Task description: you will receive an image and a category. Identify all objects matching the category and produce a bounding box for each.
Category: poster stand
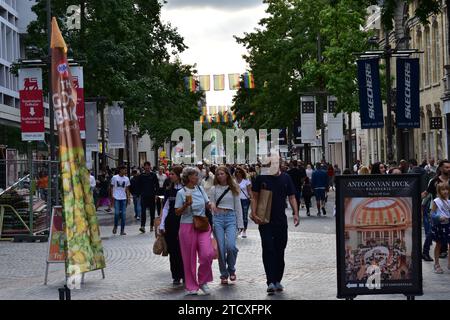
[335,175,423,301]
[44,206,105,285]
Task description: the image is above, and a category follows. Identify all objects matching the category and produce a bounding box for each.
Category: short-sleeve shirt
[239,179,252,200]
[175,186,209,224]
[111,175,130,200]
[252,173,296,226]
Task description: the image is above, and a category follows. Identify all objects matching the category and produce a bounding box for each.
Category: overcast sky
[161,0,267,107]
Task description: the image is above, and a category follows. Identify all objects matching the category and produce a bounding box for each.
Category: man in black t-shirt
[251,155,300,295]
[287,160,306,212]
[422,160,450,260]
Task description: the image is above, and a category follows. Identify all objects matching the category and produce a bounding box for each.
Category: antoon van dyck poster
[335,175,422,298]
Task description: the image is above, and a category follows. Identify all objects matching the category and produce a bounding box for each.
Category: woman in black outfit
[159,166,184,285]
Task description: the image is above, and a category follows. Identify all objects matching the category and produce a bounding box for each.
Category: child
[302,177,313,217]
[430,183,450,274]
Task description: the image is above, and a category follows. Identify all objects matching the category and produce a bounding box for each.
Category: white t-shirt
[238,179,252,200]
[156,173,167,188]
[111,175,130,200]
[90,175,96,188]
[306,168,313,180]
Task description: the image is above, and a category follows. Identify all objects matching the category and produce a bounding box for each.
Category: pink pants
[179,223,215,291]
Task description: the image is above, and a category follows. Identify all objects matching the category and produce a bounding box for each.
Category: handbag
[193,215,210,232]
[255,182,272,224]
[153,234,168,256]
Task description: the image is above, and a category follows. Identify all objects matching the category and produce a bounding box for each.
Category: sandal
[230,274,237,281]
[434,265,444,274]
[221,278,228,285]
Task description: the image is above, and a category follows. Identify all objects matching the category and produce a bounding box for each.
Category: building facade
[358,1,450,166]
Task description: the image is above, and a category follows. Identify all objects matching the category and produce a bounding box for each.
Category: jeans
[132,194,141,218]
[213,212,239,279]
[114,199,127,232]
[240,199,250,230]
[258,223,288,285]
[141,195,156,228]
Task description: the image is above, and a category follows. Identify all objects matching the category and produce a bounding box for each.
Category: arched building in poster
[345,197,413,257]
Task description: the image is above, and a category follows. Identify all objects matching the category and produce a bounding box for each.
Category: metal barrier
[0,160,60,240]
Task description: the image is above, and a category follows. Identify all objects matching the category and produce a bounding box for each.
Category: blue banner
[396,58,420,128]
[357,59,384,129]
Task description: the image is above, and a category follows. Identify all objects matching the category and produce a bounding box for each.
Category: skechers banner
[396,58,420,128]
[357,59,384,129]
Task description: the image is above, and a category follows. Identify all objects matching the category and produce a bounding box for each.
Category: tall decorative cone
[51,18,106,276]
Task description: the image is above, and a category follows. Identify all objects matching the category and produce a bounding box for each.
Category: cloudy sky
[161,0,267,107]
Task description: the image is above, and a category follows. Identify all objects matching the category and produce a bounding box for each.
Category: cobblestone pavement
[0,191,449,300]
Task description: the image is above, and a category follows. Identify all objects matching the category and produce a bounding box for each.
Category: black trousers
[165,218,184,281]
[258,223,288,285]
[156,188,164,216]
[141,195,156,228]
[304,196,312,211]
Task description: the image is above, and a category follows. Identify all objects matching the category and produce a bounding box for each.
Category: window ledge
[432,82,441,88]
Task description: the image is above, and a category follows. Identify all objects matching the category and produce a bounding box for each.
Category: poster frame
[335,174,423,299]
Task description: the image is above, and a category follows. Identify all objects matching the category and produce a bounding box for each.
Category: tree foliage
[26,0,202,148]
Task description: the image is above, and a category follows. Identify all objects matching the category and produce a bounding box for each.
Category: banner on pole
[19,68,45,141]
[214,75,225,91]
[71,66,86,138]
[357,59,384,129]
[85,102,99,151]
[335,174,423,299]
[198,75,210,91]
[108,102,125,149]
[327,96,344,143]
[51,17,105,277]
[300,96,316,144]
[396,58,420,128]
[228,73,240,90]
[47,206,66,263]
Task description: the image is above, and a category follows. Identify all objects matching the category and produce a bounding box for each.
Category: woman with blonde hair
[358,166,370,175]
[175,167,215,296]
[211,166,244,284]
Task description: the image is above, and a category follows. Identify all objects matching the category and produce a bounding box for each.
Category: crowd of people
[85,155,450,295]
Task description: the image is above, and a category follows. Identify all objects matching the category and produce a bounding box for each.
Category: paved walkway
[0,191,449,300]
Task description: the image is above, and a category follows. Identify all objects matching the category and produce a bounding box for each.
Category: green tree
[26,0,202,151]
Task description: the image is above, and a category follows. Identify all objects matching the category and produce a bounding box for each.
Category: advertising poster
[335,175,422,298]
[47,206,67,263]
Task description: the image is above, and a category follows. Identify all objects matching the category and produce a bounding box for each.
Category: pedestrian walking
[327,164,335,191]
[211,166,244,284]
[137,161,159,233]
[422,160,450,260]
[287,160,306,212]
[311,164,329,216]
[110,165,131,235]
[430,183,450,274]
[130,169,141,220]
[159,166,184,285]
[156,166,168,217]
[251,154,299,295]
[235,166,252,239]
[175,167,215,296]
[302,177,313,216]
[306,164,313,180]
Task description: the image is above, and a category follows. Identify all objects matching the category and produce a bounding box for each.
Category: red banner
[71,66,85,139]
[19,68,45,141]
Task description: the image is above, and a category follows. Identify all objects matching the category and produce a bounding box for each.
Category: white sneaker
[200,284,211,295]
[241,230,247,238]
[185,290,198,296]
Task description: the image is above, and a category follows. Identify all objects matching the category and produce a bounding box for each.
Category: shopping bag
[154,216,161,237]
[255,183,272,224]
[153,234,168,256]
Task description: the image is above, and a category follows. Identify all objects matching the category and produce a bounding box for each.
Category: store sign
[327,97,344,143]
[300,96,316,144]
[19,68,45,141]
[430,117,443,130]
[335,175,423,299]
[357,59,384,129]
[396,58,420,128]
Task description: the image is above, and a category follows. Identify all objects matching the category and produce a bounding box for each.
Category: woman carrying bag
[159,166,184,285]
[212,166,244,285]
[235,167,252,239]
[175,167,215,296]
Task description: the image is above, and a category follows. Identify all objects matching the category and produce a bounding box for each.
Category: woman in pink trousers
[175,167,215,296]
